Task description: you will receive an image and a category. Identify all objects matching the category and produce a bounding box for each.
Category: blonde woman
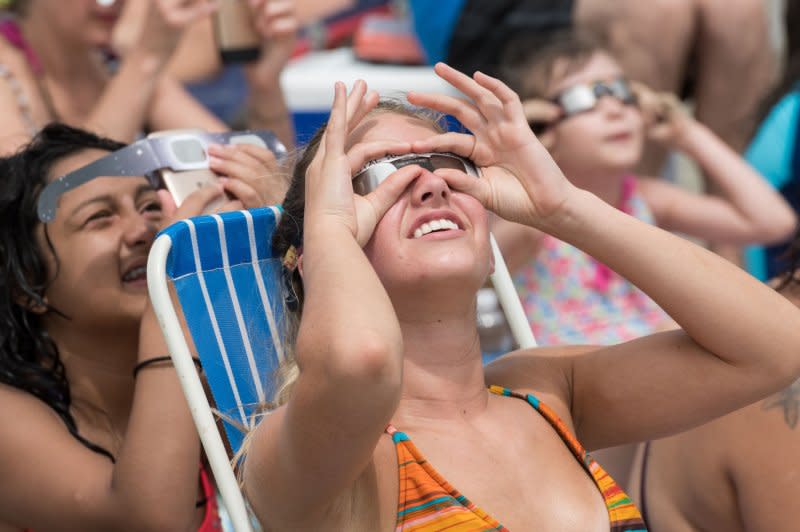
[241,69,800,531]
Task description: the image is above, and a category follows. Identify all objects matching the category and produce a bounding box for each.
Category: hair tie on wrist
[133,355,202,378]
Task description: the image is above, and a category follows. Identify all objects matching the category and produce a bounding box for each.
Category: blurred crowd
[0,1,799,531]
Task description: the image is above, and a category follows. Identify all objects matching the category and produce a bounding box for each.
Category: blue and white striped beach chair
[147,206,285,532]
[146,205,536,532]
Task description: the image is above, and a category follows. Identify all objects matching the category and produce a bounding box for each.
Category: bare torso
[631,286,800,532]
[285,378,614,531]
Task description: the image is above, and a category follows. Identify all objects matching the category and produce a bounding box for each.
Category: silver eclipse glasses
[352,152,479,195]
[555,77,637,117]
[37,129,286,222]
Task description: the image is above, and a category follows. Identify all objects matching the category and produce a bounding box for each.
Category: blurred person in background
[630,227,800,532]
[0,0,297,152]
[744,0,800,281]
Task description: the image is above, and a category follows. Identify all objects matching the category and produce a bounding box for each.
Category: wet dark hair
[0,123,125,459]
[502,30,611,100]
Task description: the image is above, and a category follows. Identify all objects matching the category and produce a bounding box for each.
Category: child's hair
[0,123,126,459]
[503,30,611,100]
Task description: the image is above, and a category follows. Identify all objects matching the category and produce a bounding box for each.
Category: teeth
[413,218,461,239]
[123,266,146,282]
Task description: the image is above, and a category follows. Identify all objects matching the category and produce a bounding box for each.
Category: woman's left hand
[244,0,299,90]
[208,143,288,207]
[407,63,577,231]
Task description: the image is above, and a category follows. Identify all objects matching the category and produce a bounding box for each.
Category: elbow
[330,332,403,385]
[762,212,798,245]
[743,211,797,245]
[318,331,404,405]
[750,205,798,245]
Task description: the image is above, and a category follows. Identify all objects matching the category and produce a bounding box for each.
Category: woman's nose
[122,212,158,249]
[410,169,451,206]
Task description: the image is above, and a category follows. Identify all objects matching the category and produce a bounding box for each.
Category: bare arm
[407,64,800,453]
[561,190,800,449]
[81,1,222,142]
[636,86,796,245]
[490,217,544,275]
[243,82,415,528]
[146,75,228,133]
[0,186,226,531]
[241,0,299,150]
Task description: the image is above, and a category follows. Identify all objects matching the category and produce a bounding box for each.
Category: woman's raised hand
[407,63,576,230]
[136,0,219,60]
[208,142,288,208]
[304,80,418,246]
[244,0,299,90]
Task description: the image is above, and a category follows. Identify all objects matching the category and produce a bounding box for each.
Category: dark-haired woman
[0,0,296,152]
[0,123,284,531]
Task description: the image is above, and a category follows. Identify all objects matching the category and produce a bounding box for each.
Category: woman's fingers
[432,63,503,119]
[433,168,488,205]
[158,0,218,27]
[411,132,477,160]
[172,182,225,220]
[221,177,263,209]
[347,140,413,175]
[406,91,485,133]
[343,80,369,131]
[473,70,524,113]
[354,164,422,246]
[322,82,348,161]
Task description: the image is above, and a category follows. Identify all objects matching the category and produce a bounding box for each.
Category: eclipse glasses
[555,77,637,117]
[530,77,637,134]
[37,129,286,223]
[352,152,479,195]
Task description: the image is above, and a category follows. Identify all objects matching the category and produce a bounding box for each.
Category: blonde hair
[234,99,446,478]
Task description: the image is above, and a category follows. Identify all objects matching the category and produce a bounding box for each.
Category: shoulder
[484,345,599,418]
[0,382,67,437]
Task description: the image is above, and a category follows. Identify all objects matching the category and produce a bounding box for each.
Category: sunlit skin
[546,52,645,199]
[25,0,126,49]
[350,114,494,314]
[35,149,162,341]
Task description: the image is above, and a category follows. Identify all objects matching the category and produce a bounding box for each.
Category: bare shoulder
[0,382,70,450]
[484,345,599,419]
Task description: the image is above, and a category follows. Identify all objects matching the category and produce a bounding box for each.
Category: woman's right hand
[304,80,420,246]
[135,0,219,61]
[407,63,578,232]
[157,182,225,229]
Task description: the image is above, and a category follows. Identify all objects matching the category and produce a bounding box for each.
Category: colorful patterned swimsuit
[513,176,670,346]
[389,386,647,531]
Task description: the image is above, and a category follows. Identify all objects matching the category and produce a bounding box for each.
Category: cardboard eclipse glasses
[37,130,286,223]
[352,152,479,195]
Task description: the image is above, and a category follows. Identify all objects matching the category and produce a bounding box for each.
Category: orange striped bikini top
[387,385,647,531]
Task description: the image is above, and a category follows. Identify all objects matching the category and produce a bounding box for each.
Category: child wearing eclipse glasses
[492,31,798,348]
